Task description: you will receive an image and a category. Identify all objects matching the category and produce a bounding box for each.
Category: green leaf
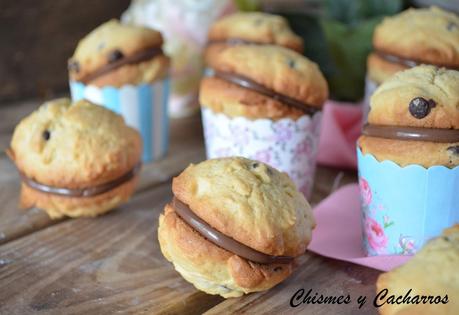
[320,17,381,101]
[233,0,260,11]
[324,0,402,24]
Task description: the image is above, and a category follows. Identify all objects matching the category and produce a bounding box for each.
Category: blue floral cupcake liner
[70,80,170,162]
[357,147,459,256]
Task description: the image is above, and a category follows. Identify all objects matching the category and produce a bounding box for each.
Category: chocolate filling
[78,47,163,84]
[20,163,141,197]
[375,50,459,70]
[172,197,294,264]
[207,38,263,47]
[362,124,459,143]
[212,70,320,115]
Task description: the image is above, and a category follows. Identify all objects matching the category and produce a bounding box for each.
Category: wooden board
[0,167,363,315]
[0,182,223,315]
[204,254,379,315]
[0,99,381,315]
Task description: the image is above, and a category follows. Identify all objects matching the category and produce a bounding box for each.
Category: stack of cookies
[8,98,142,218]
[69,19,171,162]
[158,157,315,297]
[201,12,328,196]
[358,65,459,256]
[364,6,459,118]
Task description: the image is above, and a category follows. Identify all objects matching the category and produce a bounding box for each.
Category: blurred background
[1,0,458,106]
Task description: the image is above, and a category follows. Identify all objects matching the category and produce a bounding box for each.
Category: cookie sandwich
[8,98,142,219]
[364,7,459,116]
[158,157,315,297]
[69,19,170,162]
[368,7,459,85]
[358,65,459,255]
[376,225,459,315]
[205,11,303,65]
[200,44,328,196]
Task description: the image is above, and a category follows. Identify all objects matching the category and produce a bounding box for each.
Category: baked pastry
[360,65,459,168]
[68,19,169,87]
[367,7,459,85]
[205,12,303,65]
[68,19,170,163]
[376,225,459,315]
[158,157,315,298]
[358,65,459,256]
[200,44,328,196]
[8,98,142,219]
[202,44,327,120]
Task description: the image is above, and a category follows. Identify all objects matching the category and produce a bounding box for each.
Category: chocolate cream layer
[363,124,459,143]
[79,47,164,84]
[375,50,459,70]
[207,38,264,46]
[20,163,141,197]
[172,197,295,264]
[213,70,320,116]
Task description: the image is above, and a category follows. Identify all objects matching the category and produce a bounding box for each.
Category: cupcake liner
[201,107,322,197]
[357,147,459,256]
[363,76,379,124]
[70,80,170,162]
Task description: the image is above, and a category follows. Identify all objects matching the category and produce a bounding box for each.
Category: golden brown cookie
[199,76,305,120]
[367,52,407,85]
[373,7,459,69]
[201,45,328,119]
[68,19,169,87]
[359,65,459,167]
[8,98,142,218]
[205,12,303,66]
[376,225,459,315]
[208,12,303,52]
[158,157,315,297]
[367,7,459,86]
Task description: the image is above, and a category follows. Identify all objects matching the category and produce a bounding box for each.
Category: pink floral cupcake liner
[202,107,322,197]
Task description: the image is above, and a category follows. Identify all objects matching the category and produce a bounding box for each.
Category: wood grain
[0,165,358,315]
[0,182,223,315]
[204,254,380,315]
[0,99,375,315]
[0,0,131,103]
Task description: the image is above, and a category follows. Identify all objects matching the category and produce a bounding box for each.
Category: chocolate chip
[409,97,436,119]
[447,22,457,31]
[252,162,259,168]
[42,130,50,141]
[108,49,124,63]
[443,236,450,242]
[447,145,459,156]
[68,60,80,73]
[288,59,296,69]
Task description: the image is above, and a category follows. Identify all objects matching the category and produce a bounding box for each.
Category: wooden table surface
[0,100,381,315]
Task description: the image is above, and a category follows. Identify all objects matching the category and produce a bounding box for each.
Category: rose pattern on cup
[359,175,419,256]
[359,177,372,206]
[364,217,388,255]
[202,107,322,197]
[357,149,459,256]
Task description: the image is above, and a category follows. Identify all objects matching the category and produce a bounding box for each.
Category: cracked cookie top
[369,65,459,129]
[171,157,315,257]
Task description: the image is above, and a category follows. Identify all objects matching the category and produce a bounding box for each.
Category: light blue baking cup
[357,147,459,256]
[70,80,170,162]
